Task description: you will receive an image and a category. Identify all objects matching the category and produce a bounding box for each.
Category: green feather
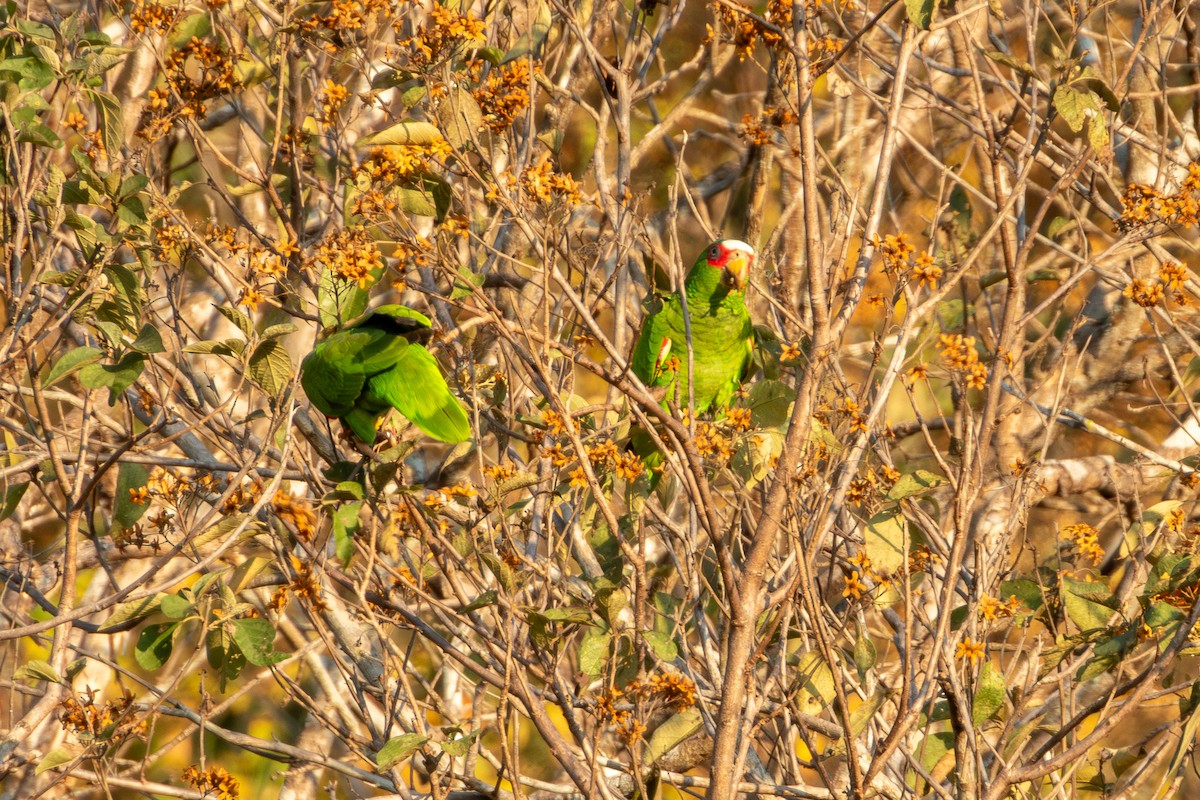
[630,240,754,414]
[628,239,755,485]
[301,306,471,444]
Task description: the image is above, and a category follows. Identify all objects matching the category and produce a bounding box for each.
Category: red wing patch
[653,337,672,377]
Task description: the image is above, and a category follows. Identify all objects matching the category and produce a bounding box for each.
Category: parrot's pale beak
[723,252,751,291]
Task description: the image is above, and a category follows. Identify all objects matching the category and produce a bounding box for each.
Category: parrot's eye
[708,244,721,261]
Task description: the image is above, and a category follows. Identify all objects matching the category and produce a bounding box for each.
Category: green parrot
[630,239,756,413]
[301,304,471,444]
[627,239,755,479]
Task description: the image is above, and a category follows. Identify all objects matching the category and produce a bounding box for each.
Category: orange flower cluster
[222,480,263,515]
[298,0,397,36]
[484,462,518,480]
[695,421,734,461]
[978,593,1023,621]
[60,688,142,741]
[1123,277,1165,308]
[594,688,646,743]
[395,4,486,69]
[739,105,799,145]
[955,637,986,664]
[1122,261,1196,309]
[313,226,384,288]
[874,232,915,276]
[183,765,240,800]
[520,159,583,205]
[318,80,350,128]
[584,439,645,481]
[273,490,317,540]
[1061,522,1104,564]
[129,0,179,34]
[709,0,798,58]
[141,37,238,142]
[938,333,988,389]
[355,143,452,186]
[471,58,536,132]
[911,252,943,287]
[1118,163,1200,230]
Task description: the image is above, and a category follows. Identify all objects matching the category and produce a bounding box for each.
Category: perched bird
[301,305,471,444]
[628,239,755,482]
[630,239,755,414]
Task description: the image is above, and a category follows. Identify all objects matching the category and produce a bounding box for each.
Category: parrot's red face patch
[707,240,755,291]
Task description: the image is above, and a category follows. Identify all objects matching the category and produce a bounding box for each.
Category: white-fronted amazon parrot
[631,239,755,412]
[301,305,471,444]
[628,239,755,479]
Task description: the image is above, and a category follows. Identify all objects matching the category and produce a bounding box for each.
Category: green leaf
[905,0,934,29]
[168,11,212,49]
[746,379,793,429]
[135,621,178,670]
[502,0,551,61]
[853,630,877,680]
[259,322,298,340]
[206,624,246,687]
[999,578,1044,614]
[86,89,123,160]
[831,687,888,756]
[918,730,955,775]
[1053,85,1100,133]
[216,305,255,338]
[0,480,29,522]
[984,50,1036,78]
[129,323,165,354]
[480,552,517,594]
[439,731,480,758]
[459,589,498,613]
[248,338,293,396]
[232,617,288,666]
[78,352,145,401]
[159,593,194,620]
[794,652,835,715]
[35,744,83,775]
[395,173,452,220]
[972,661,1005,726]
[376,733,429,770]
[578,628,611,677]
[183,338,245,356]
[318,268,372,328]
[885,469,946,501]
[1061,576,1118,632]
[112,461,151,532]
[97,594,167,631]
[116,195,148,229]
[1087,116,1109,151]
[16,122,62,149]
[437,86,484,150]
[333,500,362,565]
[42,346,104,388]
[643,708,702,766]
[358,120,443,147]
[865,507,907,576]
[13,659,62,684]
[450,264,486,300]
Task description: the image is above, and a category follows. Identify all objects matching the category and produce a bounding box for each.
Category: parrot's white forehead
[720,239,755,256]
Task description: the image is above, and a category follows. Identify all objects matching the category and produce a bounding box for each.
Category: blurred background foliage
[4,0,1200,797]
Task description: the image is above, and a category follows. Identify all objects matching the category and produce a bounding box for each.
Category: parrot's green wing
[300,330,408,415]
[630,294,682,390]
[302,305,471,445]
[364,344,471,443]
